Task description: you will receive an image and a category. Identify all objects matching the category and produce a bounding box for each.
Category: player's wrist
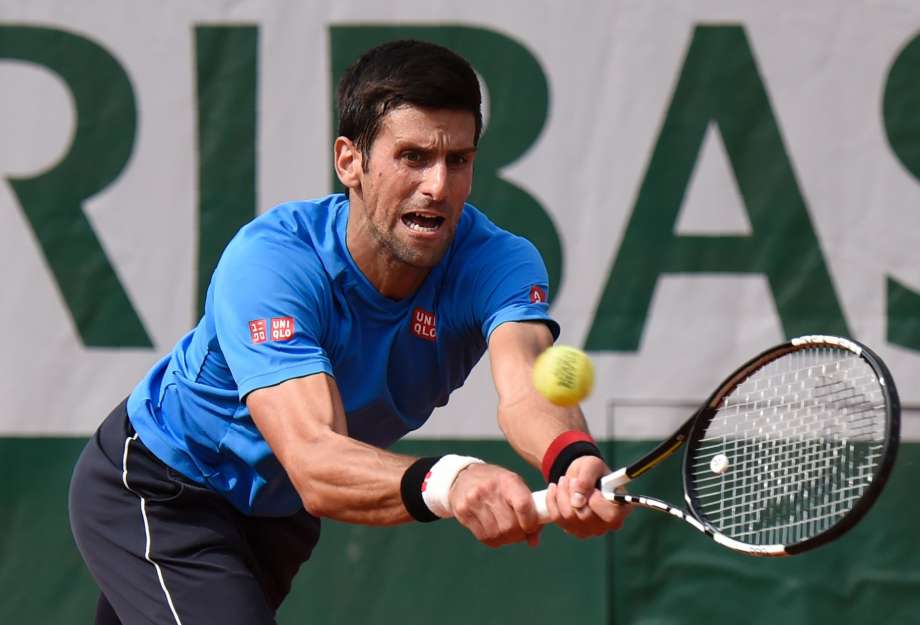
[400,455,485,522]
[423,455,485,518]
[541,430,603,484]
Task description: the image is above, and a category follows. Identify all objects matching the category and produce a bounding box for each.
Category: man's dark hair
[337,40,482,164]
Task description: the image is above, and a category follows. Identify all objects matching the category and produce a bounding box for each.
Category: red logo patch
[411,307,437,341]
[529,285,547,304]
[270,316,295,342]
[249,319,267,344]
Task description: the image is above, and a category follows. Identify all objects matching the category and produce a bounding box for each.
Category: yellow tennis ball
[532,345,594,406]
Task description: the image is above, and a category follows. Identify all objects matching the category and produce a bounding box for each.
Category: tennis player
[68,39,629,625]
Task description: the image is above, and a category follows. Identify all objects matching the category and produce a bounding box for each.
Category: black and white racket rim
[683,335,900,556]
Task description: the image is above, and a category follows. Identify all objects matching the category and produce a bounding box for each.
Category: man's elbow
[295,479,333,518]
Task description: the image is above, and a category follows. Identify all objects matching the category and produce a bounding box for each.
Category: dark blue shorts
[68,400,321,625]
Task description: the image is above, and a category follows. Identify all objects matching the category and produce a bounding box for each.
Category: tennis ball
[532,345,594,406]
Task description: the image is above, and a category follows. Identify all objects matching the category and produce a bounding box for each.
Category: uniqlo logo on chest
[249,319,267,344]
[271,316,295,341]
[411,308,437,341]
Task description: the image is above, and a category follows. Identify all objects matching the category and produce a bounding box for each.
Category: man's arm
[247,374,413,525]
[487,321,630,537]
[488,321,588,464]
[247,373,541,545]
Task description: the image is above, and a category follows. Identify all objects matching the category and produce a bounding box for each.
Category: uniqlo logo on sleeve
[529,285,547,304]
[411,308,437,341]
[270,316,295,341]
[249,319,267,344]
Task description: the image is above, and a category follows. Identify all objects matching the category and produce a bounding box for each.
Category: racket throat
[600,468,630,493]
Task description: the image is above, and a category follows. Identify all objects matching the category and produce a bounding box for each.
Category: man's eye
[403,151,423,163]
[447,154,468,167]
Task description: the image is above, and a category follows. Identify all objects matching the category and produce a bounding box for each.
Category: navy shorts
[69,400,321,625]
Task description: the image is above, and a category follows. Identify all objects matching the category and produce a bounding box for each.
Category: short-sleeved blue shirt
[128,194,558,516]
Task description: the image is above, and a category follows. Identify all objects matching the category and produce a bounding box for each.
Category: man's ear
[334,137,362,192]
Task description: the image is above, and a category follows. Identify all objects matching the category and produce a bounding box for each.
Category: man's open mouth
[402,212,445,233]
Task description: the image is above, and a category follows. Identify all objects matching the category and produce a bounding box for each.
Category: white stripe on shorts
[122,434,185,625]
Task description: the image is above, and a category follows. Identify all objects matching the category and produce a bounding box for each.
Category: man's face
[354,105,477,269]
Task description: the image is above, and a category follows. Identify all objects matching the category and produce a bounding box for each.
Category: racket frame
[680,335,900,556]
[546,335,900,557]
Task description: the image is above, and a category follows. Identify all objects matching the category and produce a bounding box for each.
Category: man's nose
[420,161,448,202]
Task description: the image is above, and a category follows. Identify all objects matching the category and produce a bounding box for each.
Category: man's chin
[392,233,453,268]
[401,248,448,269]
[394,241,450,269]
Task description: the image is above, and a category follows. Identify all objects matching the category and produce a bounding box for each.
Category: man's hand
[448,463,542,548]
[542,456,631,538]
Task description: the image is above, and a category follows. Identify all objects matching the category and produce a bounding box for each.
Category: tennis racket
[531,335,900,557]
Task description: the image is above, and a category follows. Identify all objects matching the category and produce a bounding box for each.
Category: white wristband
[421,454,485,518]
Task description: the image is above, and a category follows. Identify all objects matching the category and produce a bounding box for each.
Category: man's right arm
[247,373,414,525]
[246,373,541,546]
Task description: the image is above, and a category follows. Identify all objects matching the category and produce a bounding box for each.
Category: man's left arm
[488,321,631,538]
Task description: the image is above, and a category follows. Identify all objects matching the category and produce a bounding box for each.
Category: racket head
[682,335,899,556]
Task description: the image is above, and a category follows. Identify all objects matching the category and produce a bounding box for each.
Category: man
[69,39,629,625]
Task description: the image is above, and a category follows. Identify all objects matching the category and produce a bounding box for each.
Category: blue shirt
[128,194,558,516]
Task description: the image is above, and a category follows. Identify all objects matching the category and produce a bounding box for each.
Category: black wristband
[547,441,603,485]
[400,456,442,523]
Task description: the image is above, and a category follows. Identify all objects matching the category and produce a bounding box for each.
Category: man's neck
[345,205,429,301]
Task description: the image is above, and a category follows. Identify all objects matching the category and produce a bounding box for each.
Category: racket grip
[531,489,551,524]
[531,469,629,526]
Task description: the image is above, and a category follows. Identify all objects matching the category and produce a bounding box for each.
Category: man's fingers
[545,482,560,520]
[587,490,630,528]
[560,476,593,521]
[453,501,488,540]
[568,473,594,509]
[526,530,541,547]
[451,462,624,547]
[567,460,604,509]
[514,491,543,547]
[551,473,632,538]
[555,476,574,518]
[452,464,545,548]
[509,488,540,535]
[476,505,505,547]
[501,478,543,547]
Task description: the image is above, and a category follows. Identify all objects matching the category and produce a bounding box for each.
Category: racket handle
[531,468,630,525]
[532,489,551,524]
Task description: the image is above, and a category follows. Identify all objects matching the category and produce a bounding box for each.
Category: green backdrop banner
[3,2,920,623]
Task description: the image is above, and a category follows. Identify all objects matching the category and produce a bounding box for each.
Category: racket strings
[687,347,888,547]
[692,412,881,461]
[692,445,883,515]
[720,476,884,532]
[691,442,883,489]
